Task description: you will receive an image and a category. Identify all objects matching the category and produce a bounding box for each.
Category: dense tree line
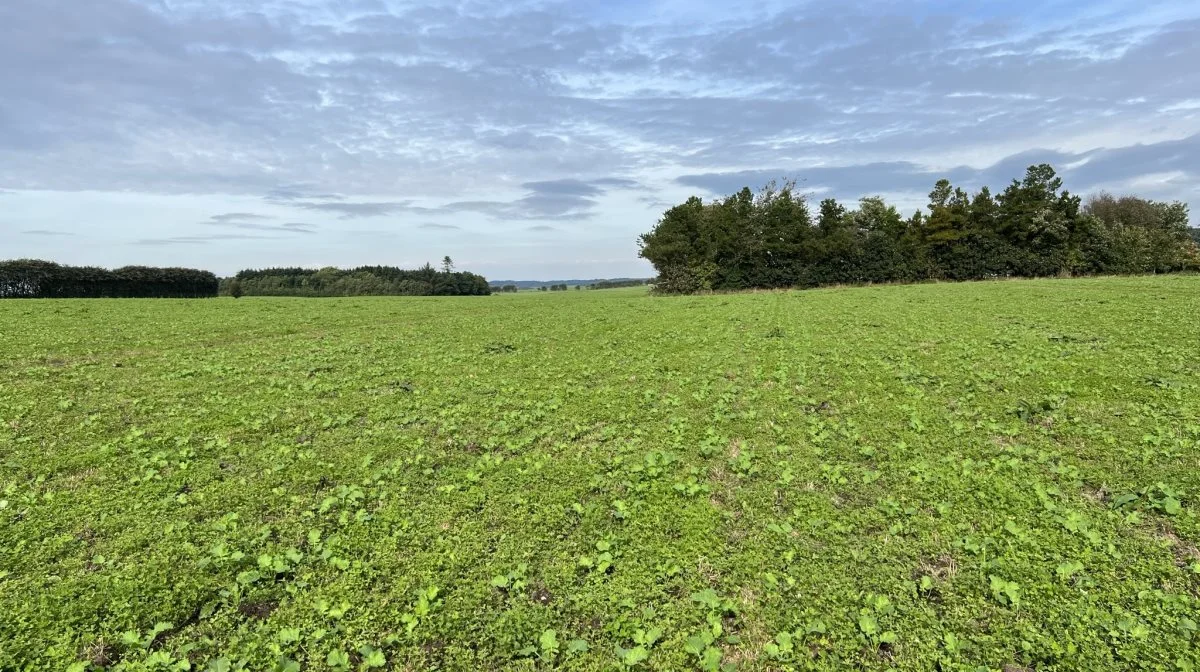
[639,164,1199,293]
[490,285,520,293]
[226,263,491,297]
[589,279,650,290]
[0,259,218,298]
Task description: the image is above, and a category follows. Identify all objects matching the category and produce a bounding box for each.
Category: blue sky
[2,0,1198,279]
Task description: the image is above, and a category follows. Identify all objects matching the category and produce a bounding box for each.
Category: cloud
[3,2,1197,204]
[265,186,346,202]
[521,180,606,198]
[21,229,75,236]
[675,134,1200,202]
[210,212,274,223]
[419,223,461,230]
[526,225,557,232]
[443,177,644,221]
[202,214,317,233]
[638,195,676,211]
[134,233,278,246]
[290,201,421,219]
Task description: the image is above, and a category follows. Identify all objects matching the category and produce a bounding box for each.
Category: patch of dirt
[1156,523,1200,565]
[878,641,897,661]
[421,639,447,658]
[1081,484,1108,504]
[807,401,834,415]
[60,468,98,490]
[913,554,958,581]
[529,584,555,606]
[238,599,278,621]
[720,605,766,668]
[82,640,114,667]
[697,557,720,586]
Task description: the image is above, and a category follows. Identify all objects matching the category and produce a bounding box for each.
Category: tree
[636,164,1193,293]
[226,265,491,297]
[1084,194,1193,273]
[442,256,454,274]
[228,278,244,299]
[0,260,218,298]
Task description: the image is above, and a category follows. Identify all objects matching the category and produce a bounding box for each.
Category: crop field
[2,276,1200,671]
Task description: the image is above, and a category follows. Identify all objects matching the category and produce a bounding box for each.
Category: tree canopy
[227,264,491,297]
[0,260,218,298]
[638,165,1198,293]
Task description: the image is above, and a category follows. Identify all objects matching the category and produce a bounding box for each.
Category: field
[2,276,1199,671]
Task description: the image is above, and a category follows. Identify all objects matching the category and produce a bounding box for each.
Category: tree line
[0,259,218,298]
[226,260,491,297]
[638,164,1199,293]
[590,279,650,290]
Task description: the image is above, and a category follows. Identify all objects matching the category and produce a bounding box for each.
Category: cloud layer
[2,0,1198,277]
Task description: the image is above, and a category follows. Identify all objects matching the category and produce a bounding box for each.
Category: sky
[2,0,1198,280]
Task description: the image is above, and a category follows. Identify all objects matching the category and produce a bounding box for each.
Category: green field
[2,277,1199,671]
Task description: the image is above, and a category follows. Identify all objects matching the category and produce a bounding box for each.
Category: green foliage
[639,166,1194,293]
[230,263,491,297]
[590,279,651,290]
[0,259,219,298]
[3,279,1200,670]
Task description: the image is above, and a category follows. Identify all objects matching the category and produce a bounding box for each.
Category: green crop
[1,276,1198,670]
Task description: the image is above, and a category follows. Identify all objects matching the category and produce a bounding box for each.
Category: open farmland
[2,277,1199,671]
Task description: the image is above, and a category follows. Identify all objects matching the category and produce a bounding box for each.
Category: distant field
[2,277,1199,671]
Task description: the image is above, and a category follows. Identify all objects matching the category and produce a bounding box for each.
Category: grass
[1,276,1198,671]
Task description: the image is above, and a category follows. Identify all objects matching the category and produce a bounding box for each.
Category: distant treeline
[590,279,650,290]
[639,164,1199,293]
[227,263,490,297]
[490,279,650,292]
[0,259,218,298]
